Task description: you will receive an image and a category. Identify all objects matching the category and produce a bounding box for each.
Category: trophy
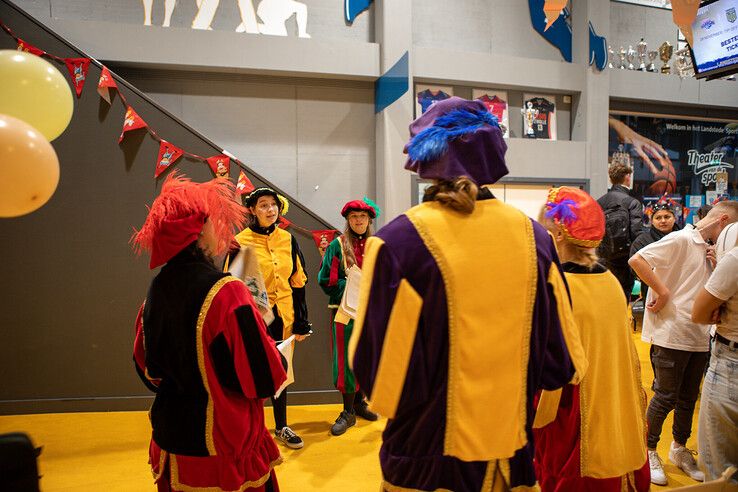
[607,45,615,69]
[521,102,538,138]
[659,41,673,74]
[618,46,627,69]
[675,47,694,78]
[647,50,658,72]
[626,45,636,70]
[637,38,648,71]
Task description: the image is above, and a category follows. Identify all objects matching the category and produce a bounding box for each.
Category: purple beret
[403,97,508,185]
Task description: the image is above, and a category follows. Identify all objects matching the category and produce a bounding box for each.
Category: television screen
[690,0,738,79]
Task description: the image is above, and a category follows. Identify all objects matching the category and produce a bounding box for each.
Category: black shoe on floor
[354,401,378,421]
[330,411,356,436]
[275,426,304,449]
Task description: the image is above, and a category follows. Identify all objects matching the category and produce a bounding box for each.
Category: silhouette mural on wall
[141,0,311,37]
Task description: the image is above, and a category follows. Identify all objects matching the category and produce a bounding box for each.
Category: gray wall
[16,0,374,42]
[609,1,679,55]
[412,0,566,61]
[0,2,345,413]
[117,70,376,230]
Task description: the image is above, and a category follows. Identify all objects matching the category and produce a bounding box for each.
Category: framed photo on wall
[522,93,557,140]
[472,89,509,138]
[415,84,454,118]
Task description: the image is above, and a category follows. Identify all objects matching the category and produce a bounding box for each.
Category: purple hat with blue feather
[404,97,508,185]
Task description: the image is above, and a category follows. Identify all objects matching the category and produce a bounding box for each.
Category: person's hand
[710,307,723,324]
[294,334,308,342]
[706,245,717,269]
[646,289,670,313]
[609,117,671,174]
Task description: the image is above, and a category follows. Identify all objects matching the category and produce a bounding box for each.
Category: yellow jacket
[235,224,309,339]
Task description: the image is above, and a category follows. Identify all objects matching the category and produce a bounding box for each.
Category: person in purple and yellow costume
[534,187,650,492]
[318,198,381,436]
[348,97,589,492]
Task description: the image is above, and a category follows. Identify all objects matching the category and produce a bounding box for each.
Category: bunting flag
[154,140,184,178]
[207,155,231,178]
[119,106,147,143]
[97,66,118,104]
[236,170,255,195]
[64,57,91,98]
[16,38,44,56]
[312,229,337,257]
[278,217,292,229]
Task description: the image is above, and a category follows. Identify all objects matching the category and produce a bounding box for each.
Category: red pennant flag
[64,58,91,98]
[155,140,184,178]
[278,217,292,229]
[16,38,45,56]
[236,170,255,195]
[312,230,337,257]
[97,66,118,104]
[119,106,147,143]
[206,155,231,178]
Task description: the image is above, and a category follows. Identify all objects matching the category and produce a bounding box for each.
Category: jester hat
[404,97,508,185]
[132,172,246,269]
[545,186,605,248]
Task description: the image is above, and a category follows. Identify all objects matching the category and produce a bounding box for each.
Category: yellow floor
[0,334,704,491]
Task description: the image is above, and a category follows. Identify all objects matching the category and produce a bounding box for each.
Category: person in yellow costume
[534,186,649,492]
[236,187,312,450]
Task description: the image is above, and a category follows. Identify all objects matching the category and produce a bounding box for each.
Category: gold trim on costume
[170,454,283,492]
[151,448,168,481]
[519,217,537,444]
[197,276,241,456]
[545,188,601,248]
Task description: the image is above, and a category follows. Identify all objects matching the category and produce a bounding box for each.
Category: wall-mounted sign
[608,113,738,211]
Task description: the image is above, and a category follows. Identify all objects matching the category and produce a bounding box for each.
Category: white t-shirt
[638,226,712,352]
[705,247,738,343]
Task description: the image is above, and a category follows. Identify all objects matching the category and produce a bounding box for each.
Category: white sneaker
[649,449,668,486]
[669,442,705,482]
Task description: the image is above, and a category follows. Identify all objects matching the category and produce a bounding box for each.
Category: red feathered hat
[544,187,605,248]
[131,172,246,269]
[341,199,377,219]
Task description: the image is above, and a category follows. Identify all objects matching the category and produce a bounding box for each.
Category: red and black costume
[132,173,287,492]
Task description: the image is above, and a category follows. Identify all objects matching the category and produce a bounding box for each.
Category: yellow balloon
[0,113,60,218]
[0,50,73,142]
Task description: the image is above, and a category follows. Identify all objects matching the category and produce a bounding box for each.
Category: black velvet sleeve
[290,235,312,335]
[209,333,244,396]
[234,305,277,398]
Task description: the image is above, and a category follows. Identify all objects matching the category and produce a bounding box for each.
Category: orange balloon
[0,113,60,217]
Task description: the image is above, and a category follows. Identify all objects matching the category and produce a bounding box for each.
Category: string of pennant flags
[2,20,339,255]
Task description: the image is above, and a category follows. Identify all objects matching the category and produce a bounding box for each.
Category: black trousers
[646,345,709,449]
[267,307,288,430]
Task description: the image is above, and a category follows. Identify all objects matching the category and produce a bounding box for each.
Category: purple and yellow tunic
[349,198,588,492]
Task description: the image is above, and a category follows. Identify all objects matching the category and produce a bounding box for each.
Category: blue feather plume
[545,199,578,225]
[407,108,499,163]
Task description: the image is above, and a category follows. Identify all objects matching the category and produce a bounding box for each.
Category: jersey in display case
[473,89,509,138]
[415,84,453,116]
[522,95,557,140]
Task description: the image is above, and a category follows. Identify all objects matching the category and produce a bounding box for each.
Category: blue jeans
[698,341,738,480]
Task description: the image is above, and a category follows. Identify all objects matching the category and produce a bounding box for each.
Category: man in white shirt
[629,200,738,485]
[692,222,738,481]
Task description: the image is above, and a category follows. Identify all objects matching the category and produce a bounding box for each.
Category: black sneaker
[330,411,356,436]
[354,401,378,421]
[275,426,303,449]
